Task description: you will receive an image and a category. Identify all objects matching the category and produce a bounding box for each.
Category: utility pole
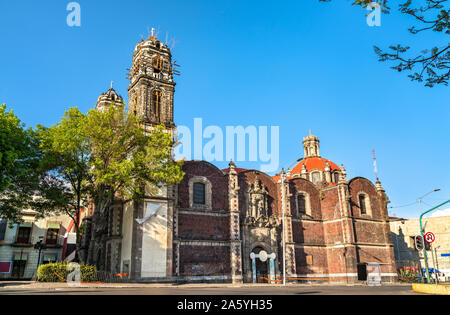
[419,196,448,284]
[276,158,302,286]
[430,243,437,284]
[280,169,287,286]
[34,236,47,270]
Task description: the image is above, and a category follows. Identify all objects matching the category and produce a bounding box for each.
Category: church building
[88,33,398,284]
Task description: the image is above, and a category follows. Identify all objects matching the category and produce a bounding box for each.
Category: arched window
[152,90,162,122]
[333,172,340,183]
[311,172,321,184]
[295,192,311,217]
[189,176,212,209]
[297,194,306,215]
[153,55,163,72]
[193,182,206,205]
[359,194,367,215]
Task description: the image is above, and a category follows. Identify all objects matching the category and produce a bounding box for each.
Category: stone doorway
[254,248,269,283]
[357,263,368,281]
[250,247,276,283]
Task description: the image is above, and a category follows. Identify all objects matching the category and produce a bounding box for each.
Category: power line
[389,201,418,209]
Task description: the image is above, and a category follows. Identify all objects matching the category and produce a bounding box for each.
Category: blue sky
[0,0,449,219]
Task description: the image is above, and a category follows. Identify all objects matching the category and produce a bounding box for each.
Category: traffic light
[423,232,432,250]
[415,235,424,251]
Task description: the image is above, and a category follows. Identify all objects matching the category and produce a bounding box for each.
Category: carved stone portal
[241,177,280,282]
[244,177,277,228]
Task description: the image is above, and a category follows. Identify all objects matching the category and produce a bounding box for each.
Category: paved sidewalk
[0,280,410,290]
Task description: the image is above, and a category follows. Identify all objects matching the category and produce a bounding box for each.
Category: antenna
[165,31,169,46]
[372,149,379,181]
[168,36,179,50]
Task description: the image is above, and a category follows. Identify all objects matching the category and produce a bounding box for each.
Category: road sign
[424,232,435,244]
[441,254,450,257]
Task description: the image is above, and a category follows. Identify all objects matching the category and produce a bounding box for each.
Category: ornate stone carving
[244,177,277,228]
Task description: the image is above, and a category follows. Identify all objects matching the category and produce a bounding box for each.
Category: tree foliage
[84,103,184,267]
[34,103,184,264]
[34,107,92,254]
[86,103,184,215]
[1,101,184,264]
[0,104,44,222]
[320,0,449,87]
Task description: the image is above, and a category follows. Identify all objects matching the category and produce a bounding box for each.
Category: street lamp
[277,157,303,286]
[417,189,444,284]
[418,189,440,214]
[280,169,287,286]
[34,236,47,269]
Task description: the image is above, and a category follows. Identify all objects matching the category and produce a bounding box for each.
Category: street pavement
[0,281,423,295]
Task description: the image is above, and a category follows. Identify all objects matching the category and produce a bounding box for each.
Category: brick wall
[176,161,232,278]
[323,221,345,245]
[353,221,388,244]
[356,246,397,274]
[288,179,321,219]
[292,221,325,244]
[178,214,230,241]
[179,245,231,276]
[348,177,383,219]
[178,161,228,211]
[295,247,328,275]
[174,161,397,282]
[320,187,340,221]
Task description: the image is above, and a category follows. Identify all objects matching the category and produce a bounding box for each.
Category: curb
[412,284,450,295]
[0,281,410,290]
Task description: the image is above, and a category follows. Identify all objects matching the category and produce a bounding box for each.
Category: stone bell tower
[96,84,124,112]
[127,30,178,132]
[121,30,180,281]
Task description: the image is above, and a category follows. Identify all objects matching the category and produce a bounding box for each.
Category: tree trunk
[86,186,113,270]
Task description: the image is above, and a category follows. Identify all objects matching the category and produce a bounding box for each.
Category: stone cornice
[128,74,176,91]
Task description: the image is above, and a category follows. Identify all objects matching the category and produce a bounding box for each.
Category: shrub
[397,267,420,283]
[37,262,98,283]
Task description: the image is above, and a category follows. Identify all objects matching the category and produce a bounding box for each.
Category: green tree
[1,102,183,266]
[320,0,449,87]
[0,104,44,222]
[85,103,184,268]
[36,107,92,262]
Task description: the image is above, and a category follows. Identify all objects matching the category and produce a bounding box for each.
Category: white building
[390,214,450,277]
[0,210,72,279]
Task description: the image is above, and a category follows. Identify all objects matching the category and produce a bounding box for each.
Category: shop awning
[47,223,61,229]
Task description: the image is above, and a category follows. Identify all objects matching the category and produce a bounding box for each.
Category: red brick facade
[94,36,397,284]
[173,160,398,283]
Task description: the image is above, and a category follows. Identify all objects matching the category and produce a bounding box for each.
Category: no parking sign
[424,232,435,244]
